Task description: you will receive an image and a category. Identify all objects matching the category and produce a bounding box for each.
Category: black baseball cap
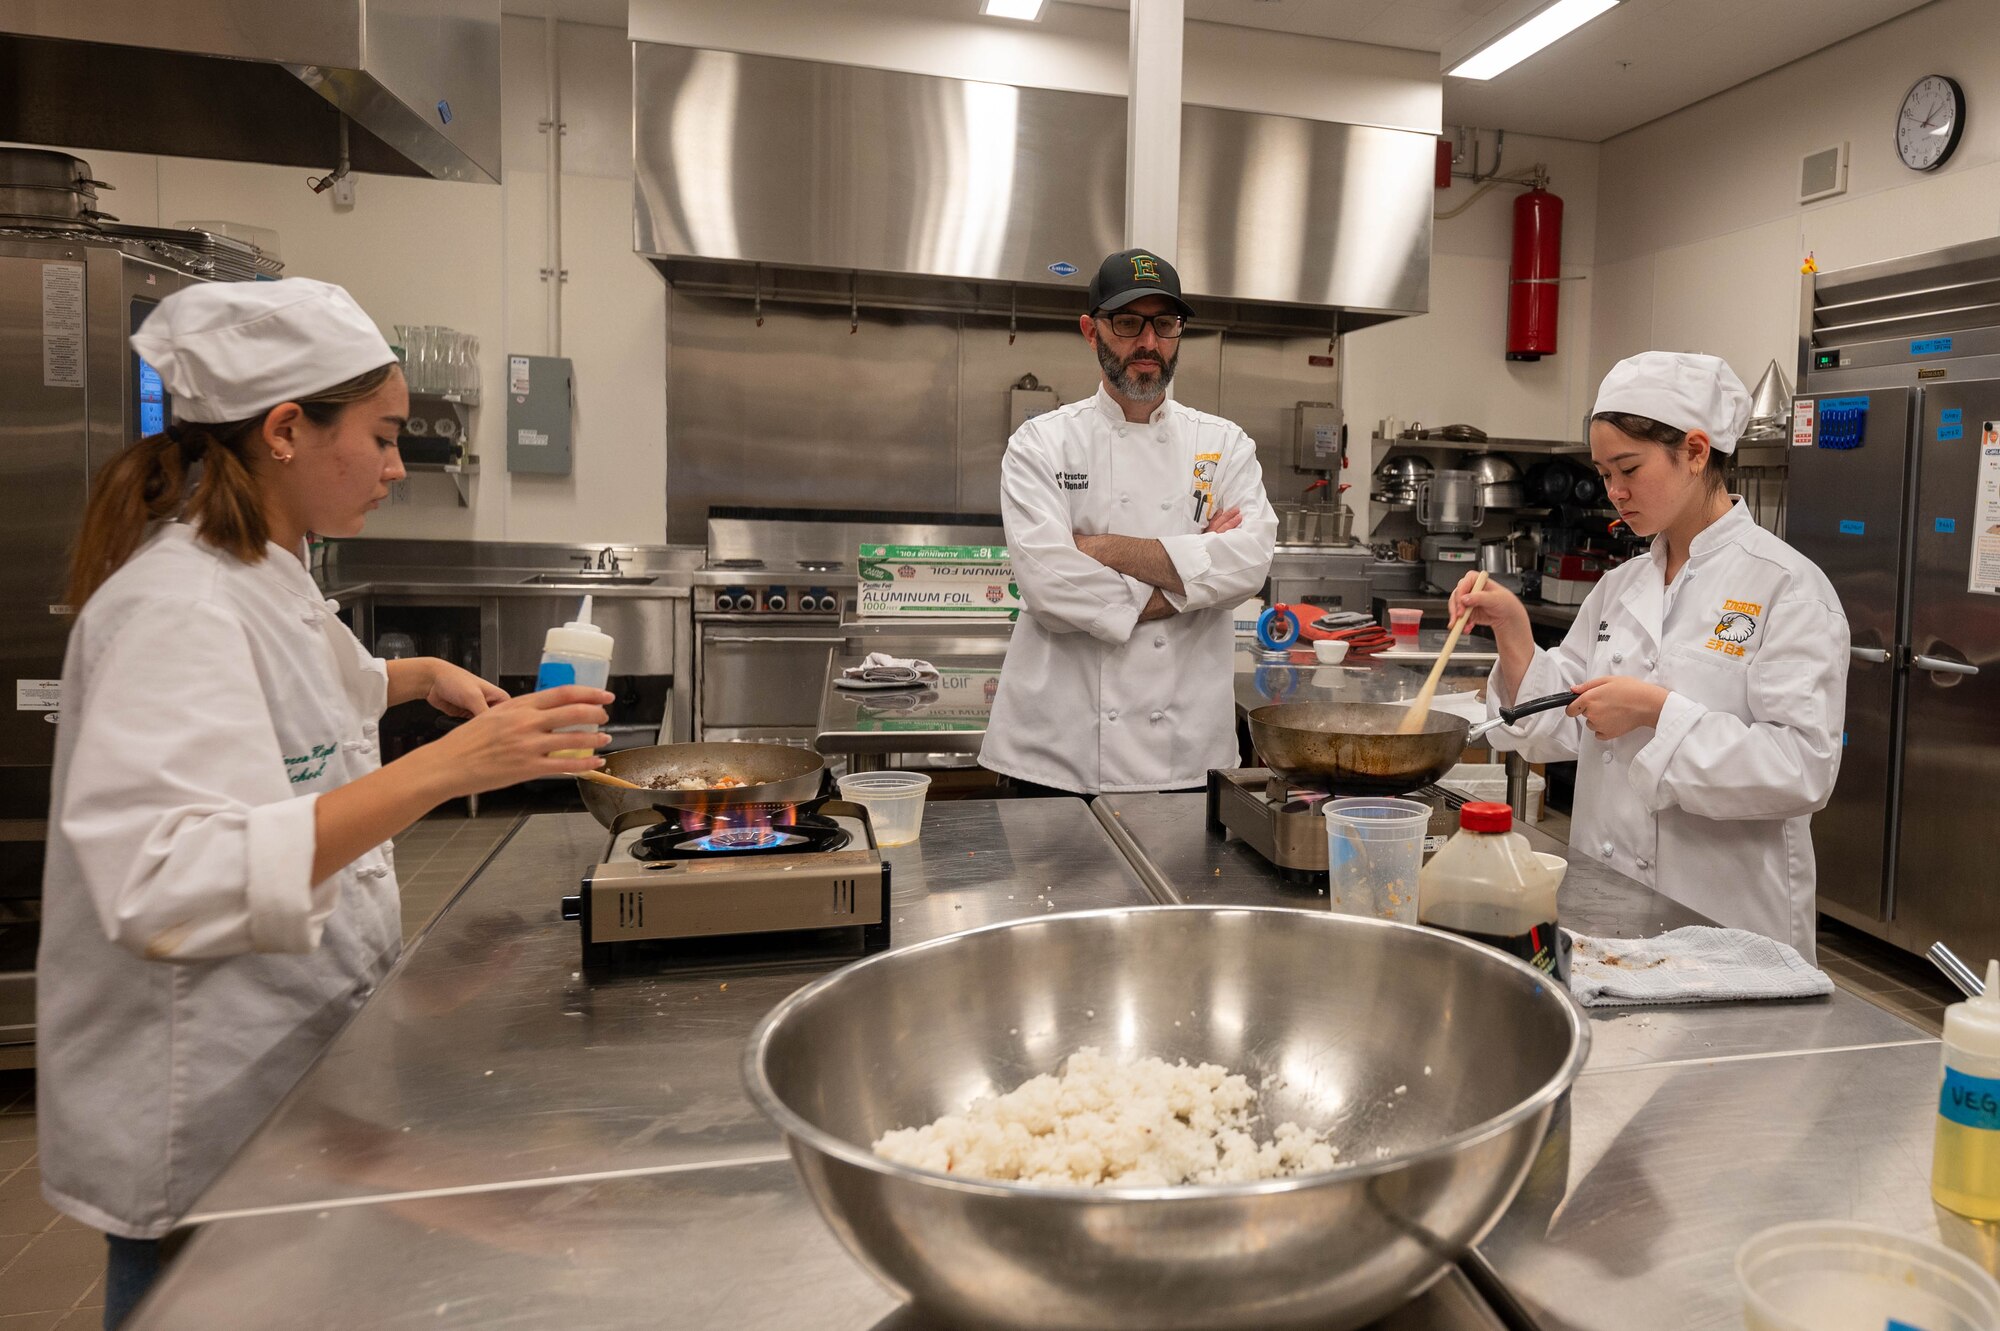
[1088,248,1195,319]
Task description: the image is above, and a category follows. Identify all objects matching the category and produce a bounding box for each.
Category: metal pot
[1478,539,1515,574]
[1371,454,1432,504]
[0,148,116,229]
[1414,470,1484,534]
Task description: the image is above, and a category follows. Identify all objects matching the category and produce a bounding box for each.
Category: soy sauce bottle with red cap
[1419,802,1567,983]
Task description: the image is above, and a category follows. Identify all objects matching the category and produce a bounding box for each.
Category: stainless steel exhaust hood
[0,0,500,183]
[633,44,1431,338]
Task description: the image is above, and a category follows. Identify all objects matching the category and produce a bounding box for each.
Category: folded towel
[836,652,943,689]
[1566,926,1833,1007]
[1390,690,1488,724]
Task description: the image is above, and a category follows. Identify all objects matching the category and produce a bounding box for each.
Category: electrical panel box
[506,354,574,476]
[1292,401,1344,472]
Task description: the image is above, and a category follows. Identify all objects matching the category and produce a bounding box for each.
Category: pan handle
[1465,691,1578,743]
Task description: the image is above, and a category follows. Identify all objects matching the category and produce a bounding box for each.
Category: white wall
[1589,0,2000,393]
[1341,128,1602,531]
[9,16,666,546]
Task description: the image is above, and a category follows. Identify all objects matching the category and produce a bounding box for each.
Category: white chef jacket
[37,523,402,1238]
[981,387,1278,793]
[1484,500,1848,961]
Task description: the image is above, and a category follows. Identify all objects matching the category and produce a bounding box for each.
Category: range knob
[814,595,838,613]
[765,593,788,613]
[721,592,749,612]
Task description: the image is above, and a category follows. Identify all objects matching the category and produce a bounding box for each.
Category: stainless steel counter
[815,655,1004,772]
[323,567,696,600]
[186,801,1154,1222]
[1092,792,1960,1327]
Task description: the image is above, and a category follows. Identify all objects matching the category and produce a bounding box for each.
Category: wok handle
[1499,691,1578,725]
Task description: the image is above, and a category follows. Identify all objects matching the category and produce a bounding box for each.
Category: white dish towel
[1566,926,1834,1007]
[837,652,942,688]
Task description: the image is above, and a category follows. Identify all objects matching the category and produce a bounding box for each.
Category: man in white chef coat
[982,248,1278,796]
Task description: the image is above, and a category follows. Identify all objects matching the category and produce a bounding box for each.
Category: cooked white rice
[870,1046,1338,1187]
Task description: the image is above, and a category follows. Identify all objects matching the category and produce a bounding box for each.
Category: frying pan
[575,742,827,828]
[1248,693,1575,794]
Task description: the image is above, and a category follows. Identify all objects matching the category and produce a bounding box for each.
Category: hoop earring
[271,450,292,465]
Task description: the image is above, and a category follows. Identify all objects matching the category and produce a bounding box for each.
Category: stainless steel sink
[518,573,658,586]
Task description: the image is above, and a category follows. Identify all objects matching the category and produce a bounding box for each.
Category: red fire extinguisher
[1507,187,1562,361]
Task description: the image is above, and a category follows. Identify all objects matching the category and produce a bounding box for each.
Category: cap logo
[1130,254,1161,283]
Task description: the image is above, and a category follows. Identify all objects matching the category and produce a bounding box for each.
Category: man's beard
[1096,339,1176,403]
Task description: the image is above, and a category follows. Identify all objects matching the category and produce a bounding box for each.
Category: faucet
[594,546,622,573]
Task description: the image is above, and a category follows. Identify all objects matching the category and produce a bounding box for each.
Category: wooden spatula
[1397,570,1490,735]
[576,768,646,790]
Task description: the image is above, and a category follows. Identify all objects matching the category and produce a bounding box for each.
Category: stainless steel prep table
[186,800,1155,1221]
[1093,792,1959,1328]
[816,654,1004,773]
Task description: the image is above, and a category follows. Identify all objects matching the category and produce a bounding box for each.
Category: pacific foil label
[1940,1067,2000,1131]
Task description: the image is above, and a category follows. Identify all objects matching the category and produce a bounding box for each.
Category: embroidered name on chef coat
[285,740,338,784]
[1705,599,1762,657]
[1058,470,1090,492]
[1190,453,1221,524]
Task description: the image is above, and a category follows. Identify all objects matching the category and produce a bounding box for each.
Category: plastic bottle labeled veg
[536,595,614,759]
[1418,801,1567,983]
[1932,960,2000,1220]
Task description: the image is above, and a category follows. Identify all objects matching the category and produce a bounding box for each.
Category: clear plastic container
[1935,959,2000,1219]
[838,771,932,847]
[1737,1221,2000,1331]
[1418,802,1565,981]
[1388,608,1422,639]
[1323,797,1430,923]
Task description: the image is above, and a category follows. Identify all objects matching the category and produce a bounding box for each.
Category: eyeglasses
[1095,312,1186,340]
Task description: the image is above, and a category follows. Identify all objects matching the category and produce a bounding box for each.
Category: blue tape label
[535,661,577,690]
[1943,409,1964,425]
[1938,518,1958,534]
[1822,396,1871,410]
[1940,425,1965,441]
[1941,1068,2000,1131]
[1888,1321,1925,1331]
[1913,336,1954,355]
[1839,519,1866,535]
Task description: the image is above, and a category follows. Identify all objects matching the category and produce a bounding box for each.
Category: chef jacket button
[1601,751,1613,765]
[1155,430,1166,442]
[1645,658,1656,670]
[1611,651,1624,664]
[1118,426,1128,437]
[1636,857,1651,871]
[1154,636,1166,648]
[363,722,379,737]
[1150,710,1164,722]
[1601,841,1614,857]
[1160,500,1171,510]
[1119,493,1128,504]
[1107,710,1119,721]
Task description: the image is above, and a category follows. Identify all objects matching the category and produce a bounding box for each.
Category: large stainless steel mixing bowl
[745,906,1588,1331]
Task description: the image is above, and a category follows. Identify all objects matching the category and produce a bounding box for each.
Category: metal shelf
[1372,434,1589,455]
[405,458,480,506]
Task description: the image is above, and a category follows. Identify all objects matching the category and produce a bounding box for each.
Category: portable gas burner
[1206,770,1463,886]
[561,796,891,971]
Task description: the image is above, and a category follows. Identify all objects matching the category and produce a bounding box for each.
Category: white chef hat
[1592,351,1752,455]
[130,278,397,424]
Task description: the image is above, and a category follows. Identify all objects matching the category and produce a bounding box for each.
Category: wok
[575,741,827,827]
[1249,693,1574,794]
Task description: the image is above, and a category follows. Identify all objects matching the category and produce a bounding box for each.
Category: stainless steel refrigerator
[1790,236,2000,962]
[0,232,206,1062]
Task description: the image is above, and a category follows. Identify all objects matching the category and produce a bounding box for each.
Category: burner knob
[560,895,581,920]
[722,593,748,611]
[765,593,787,612]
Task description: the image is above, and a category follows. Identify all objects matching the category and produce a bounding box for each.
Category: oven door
[696,619,844,744]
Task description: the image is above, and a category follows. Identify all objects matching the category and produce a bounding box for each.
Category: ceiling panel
[1058,0,1930,141]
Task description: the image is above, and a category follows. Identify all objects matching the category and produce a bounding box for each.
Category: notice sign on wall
[1971,421,2000,597]
[1792,399,1815,447]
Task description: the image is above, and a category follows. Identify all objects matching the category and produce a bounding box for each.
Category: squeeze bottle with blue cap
[536,595,614,758]
[1932,960,2000,1219]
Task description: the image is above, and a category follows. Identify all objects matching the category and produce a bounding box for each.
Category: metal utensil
[1930,941,1984,997]
[745,906,1589,1331]
[573,741,826,827]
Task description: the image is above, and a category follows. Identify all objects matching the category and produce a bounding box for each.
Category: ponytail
[66,364,398,608]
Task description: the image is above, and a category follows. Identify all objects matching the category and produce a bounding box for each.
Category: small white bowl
[1313,639,1351,665]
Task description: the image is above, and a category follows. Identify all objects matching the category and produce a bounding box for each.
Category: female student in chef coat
[34,279,616,1328]
[1450,351,1848,962]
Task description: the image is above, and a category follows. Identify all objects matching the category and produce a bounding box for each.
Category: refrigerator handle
[1912,653,1980,678]
[1850,645,1890,664]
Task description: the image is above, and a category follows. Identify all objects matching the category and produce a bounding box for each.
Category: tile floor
[0,804,526,1326]
[0,796,1967,1322]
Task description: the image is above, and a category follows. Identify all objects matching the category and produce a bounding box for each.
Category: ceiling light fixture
[1447,0,1619,81]
[980,0,1046,20]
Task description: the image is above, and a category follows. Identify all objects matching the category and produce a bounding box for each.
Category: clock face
[1898,74,1965,171]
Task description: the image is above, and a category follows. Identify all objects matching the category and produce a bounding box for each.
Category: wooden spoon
[575,768,647,791]
[1397,570,1490,735]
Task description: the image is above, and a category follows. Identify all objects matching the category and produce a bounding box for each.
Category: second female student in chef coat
[1452,351,1848,961]
[35,279,616,1328]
